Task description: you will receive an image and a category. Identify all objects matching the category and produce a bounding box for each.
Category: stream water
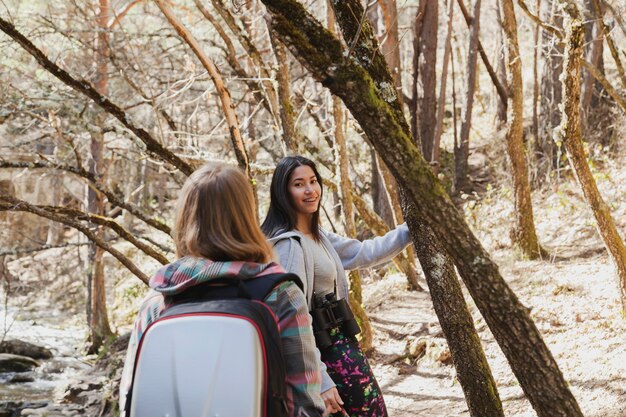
[0,305,90,404]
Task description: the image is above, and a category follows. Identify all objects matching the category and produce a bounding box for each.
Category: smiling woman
[262,156,412,416]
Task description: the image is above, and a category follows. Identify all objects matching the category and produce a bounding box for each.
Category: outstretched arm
[327,223,411,270]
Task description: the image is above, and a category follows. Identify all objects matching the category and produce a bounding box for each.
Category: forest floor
[364,145,626,417]
[3,144,626,417]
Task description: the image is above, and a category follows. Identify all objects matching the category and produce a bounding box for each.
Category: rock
[406,337,427,360]
[61,380,105,404]
[0,401,46,417]
[8,372,35,383]
[0,354,40,372]
[0,340,52,360]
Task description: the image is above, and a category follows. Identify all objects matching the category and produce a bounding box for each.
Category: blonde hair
[174,162,273,263]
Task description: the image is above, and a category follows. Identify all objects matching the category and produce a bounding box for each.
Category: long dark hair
[261,156,324,240]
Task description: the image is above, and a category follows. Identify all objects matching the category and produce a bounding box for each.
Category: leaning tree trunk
[332,4,504,412]
[261,1,584,415]
[327,2,373,350]
[376,0,421,290]
[500,0,546,259]
[455,0,481,191]
[557,0,626,312]
[404,204,504,417]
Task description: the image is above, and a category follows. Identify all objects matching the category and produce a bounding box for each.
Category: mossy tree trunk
[260,0,584,415]
[374,0,421,290]
[500,0,547,259]
[557,0,626,313]
[327,2,372,351]
[332,1,503,413]
[404,212,504,417]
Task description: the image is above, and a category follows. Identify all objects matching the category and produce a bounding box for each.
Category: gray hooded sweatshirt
[268,223,412,391]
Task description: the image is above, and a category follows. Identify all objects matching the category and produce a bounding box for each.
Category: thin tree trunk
[368,1,421,289]
[87,0,113,354]
[377,0,402,91]
[270,33,298,153]
[404,207,504,417]
[532,0,541,143]
[591,0,626,88]
[558,0,626,312]
[334,98,373,352]
[580,0,605,125]
[261,1,585,414]
[209,0,282,126]
[501,0,546,259]
[371,149,395,228]
[0,18,194,176]
[455,0,482,190]
[411,1,427,144]
[456,0,508,107]
[416,0,438,161]
[495,3,508,127]
[433,0,455,171]
[193,0,279,124]
[372,3,405,231]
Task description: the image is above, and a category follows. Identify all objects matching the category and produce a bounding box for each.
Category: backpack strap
[166,272,303,304]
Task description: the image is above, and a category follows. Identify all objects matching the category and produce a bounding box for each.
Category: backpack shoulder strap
[244,272,304,301]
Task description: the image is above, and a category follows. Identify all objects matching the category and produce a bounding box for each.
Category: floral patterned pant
[320,327,388,417]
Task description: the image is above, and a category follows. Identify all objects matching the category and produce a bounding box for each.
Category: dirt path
[366,250,626,417]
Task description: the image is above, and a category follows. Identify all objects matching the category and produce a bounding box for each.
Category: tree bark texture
[532,0,541,144]
[455,0,481,190]
[433,0,455,171]
[270,33,299,153]
[416,0,438,161]
[557,0,626,313]
[500,0,546,259]
[495,2,508,127]
[260,1,584,415]
[404,200,504,417]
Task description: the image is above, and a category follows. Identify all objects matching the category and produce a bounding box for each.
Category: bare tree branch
[0,196,149,284]
[0,16,194,176]
[155,0,250,177]
[0,159,172,235]
[0,195,170,265]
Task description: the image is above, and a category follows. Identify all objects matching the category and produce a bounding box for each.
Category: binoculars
[310,293,361,349]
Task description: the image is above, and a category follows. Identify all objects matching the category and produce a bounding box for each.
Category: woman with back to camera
[262,156,412,417]
[119,162,325,417]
